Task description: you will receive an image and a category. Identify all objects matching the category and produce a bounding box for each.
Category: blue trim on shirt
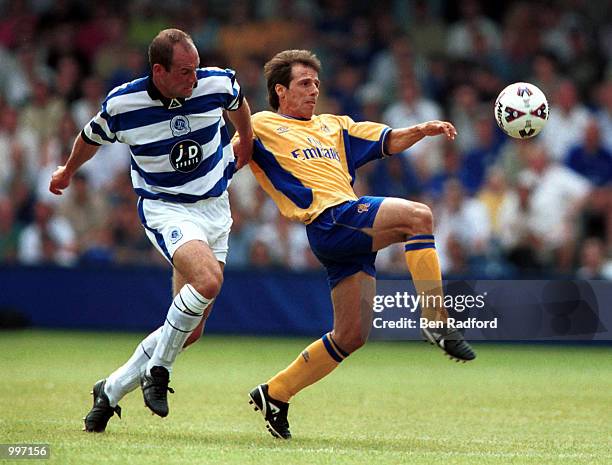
[106,77,149,101]
[252,139,314,209]
[89,121,116,143]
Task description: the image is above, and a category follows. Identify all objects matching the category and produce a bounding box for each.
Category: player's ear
[275,83,286,100]
[152,63,165,77]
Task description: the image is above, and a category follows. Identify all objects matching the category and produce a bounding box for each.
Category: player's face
[278,64,320,119]
[155,43,199,99]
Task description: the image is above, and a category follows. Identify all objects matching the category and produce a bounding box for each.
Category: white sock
[146,284,209,375]
[104,327,162,407]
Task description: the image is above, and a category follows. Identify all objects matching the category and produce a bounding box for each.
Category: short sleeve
[340,116,391,169]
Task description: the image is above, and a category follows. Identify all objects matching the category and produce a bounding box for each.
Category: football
[494,82,549,138]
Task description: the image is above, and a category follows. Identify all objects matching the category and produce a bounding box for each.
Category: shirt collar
[279,113,313,121]
[146,76,187,110]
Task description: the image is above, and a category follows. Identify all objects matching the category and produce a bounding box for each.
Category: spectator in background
[226,204,254,270]
[0,0,38,49]
[576,237,612,279]
[92,16,130,83]
[499,3,541,77]
[565,118,612,187]
[541,79,590,162]
[106,46,148,92]
[521,142,591,270]
[0,43,54,107]
[58,172,109,255]
[327,62,364,121]
[0,107,39,189]
[594,79,612,152]
[579,183,611,248]
[425,141,463,201]
[54,55,83,103]
[19,78,66,142]
[71,75,105,129]
[446,0,501,60]
[497,171,542,273]
[253,214,313,270]
[477,166,512,240]
[435,179,491,273]
[383,74,443,177]
[403,0,447,58]
[0,196,22,264]
[344,17,378,71]
[17,199,76,266]
[448,84,482,153]
[529,50,563,99]
[367,34,428,105]
[367,152,422,200]
[249,238,275,269]
[460,116,505,195]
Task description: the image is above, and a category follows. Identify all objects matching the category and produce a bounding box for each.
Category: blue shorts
[306,196,385,289]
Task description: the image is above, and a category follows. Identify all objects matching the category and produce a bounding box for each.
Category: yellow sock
[404,235,448,322]
[267,333,347,402]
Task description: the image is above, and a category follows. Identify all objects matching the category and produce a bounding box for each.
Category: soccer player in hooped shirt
[238,50,476,440]
[49,29,254,432]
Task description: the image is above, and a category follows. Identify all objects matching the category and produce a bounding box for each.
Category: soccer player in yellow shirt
[239,50,475,440]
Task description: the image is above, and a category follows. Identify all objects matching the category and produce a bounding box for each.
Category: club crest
[170,115,191,136]
[357,203,371,213]
[169,227,183,244]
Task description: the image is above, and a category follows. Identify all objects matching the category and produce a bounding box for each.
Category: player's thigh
[330,271,376,352]
[369,197,433,251]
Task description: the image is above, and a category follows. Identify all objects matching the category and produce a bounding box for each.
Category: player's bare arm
[385,120,457,154]
[49,135,99,195]
[226,98,254,170]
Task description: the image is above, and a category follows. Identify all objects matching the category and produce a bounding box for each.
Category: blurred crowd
[1,0,611,279]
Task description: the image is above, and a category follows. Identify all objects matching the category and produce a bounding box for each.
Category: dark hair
[264,50,321,110]
[148,29,195,71]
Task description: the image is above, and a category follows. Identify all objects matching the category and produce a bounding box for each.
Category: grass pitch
[1,330,610,465]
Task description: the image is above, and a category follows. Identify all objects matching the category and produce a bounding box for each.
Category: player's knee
[411,202,433,234]
[333,328,368,354]
[190,267,224,299]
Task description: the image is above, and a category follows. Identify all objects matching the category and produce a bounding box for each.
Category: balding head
[148,29,196,71]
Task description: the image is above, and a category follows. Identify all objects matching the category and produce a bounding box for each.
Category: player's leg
[99,267,218,416]
[250,272,375,439]
[268,271,373,400]
[368,197,475,361]
[368,197,446,322]
[141,239,222,417]
[174,266,221,348]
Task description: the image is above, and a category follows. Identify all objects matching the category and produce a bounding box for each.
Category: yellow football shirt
[247,111,390,224]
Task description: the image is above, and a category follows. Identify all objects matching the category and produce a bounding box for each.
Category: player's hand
[233,137,253,171]
[419,121,458,140]
[49,165,72,195]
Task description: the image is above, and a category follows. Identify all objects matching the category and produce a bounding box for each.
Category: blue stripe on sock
[329,334,349,358]
[404,242,436,252]
[321,334,343,363]
[406,234,435,242]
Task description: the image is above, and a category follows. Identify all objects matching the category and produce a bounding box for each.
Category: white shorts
[137,191,232,264]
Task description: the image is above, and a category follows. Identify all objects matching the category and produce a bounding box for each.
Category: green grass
[0,330,610,465]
